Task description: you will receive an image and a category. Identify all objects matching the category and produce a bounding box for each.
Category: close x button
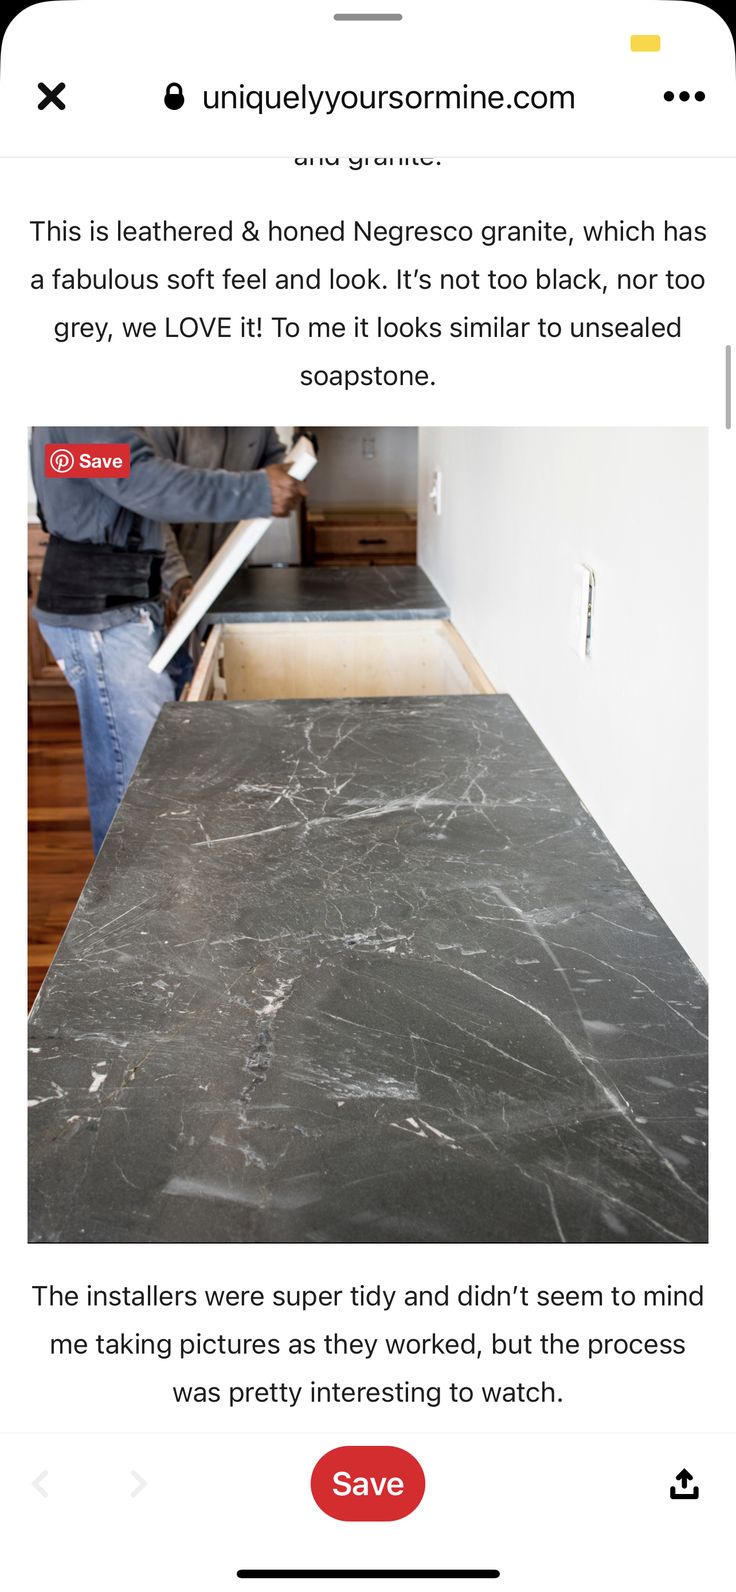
[37,82,66,110]
[311,1446,425,1521]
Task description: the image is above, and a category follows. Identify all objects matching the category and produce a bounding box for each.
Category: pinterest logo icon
[48,447,75,475]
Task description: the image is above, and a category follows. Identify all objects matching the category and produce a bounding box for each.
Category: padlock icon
[164,82,185,111]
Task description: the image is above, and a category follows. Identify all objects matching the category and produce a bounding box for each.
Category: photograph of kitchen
[28,425,707,1245]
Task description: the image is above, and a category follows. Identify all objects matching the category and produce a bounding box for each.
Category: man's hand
[164,575,193,630]
[265,462,308,518]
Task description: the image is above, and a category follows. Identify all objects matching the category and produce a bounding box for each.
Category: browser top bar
[1,0,734,158]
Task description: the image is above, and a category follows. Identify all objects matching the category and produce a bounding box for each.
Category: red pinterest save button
[311,1446,425,1522]
[45,443,130,478]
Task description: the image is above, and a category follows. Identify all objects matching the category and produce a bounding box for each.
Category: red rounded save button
[311,1446,425,1522]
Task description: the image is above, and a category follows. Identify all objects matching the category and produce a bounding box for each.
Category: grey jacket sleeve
[77,429,275,522]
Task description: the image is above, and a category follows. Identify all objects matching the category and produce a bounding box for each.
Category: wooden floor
[28,704,93,1009]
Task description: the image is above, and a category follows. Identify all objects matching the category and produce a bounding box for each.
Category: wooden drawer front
[313,522,416,560]
[188,620,493,702]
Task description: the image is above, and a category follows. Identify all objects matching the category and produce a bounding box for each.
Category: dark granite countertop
[204,564,449,624]
[28,696,707,1245]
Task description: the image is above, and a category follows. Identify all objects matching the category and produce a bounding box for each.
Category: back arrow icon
[130,1471,147,1498]
[32,1471,48,1497]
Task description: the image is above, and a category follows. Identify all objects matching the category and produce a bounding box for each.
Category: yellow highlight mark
[631,35,661,52]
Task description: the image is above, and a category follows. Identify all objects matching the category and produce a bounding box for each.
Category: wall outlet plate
[571,562,596,658]
[429,469,442,516]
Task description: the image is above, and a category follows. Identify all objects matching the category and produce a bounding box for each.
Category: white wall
[308,426,418,509]
[418,428,708,972]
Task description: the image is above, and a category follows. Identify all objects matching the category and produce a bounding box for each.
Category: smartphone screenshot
[1,2,733,1586]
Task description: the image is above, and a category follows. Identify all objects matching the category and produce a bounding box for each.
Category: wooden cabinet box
[188,619,493,704]
[306,509,417,565]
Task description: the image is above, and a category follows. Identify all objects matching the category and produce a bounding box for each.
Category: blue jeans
[40,610,175,854]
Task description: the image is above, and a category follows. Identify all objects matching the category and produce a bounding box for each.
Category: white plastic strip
[148,437,316,675]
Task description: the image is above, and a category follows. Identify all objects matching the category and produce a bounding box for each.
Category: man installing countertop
[142,427,290,695]
[142,426,288,583]
[31,426,305,853]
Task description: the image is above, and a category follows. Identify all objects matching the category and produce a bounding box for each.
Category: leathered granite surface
[28,696,708,1245]
[204,564,449,624]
